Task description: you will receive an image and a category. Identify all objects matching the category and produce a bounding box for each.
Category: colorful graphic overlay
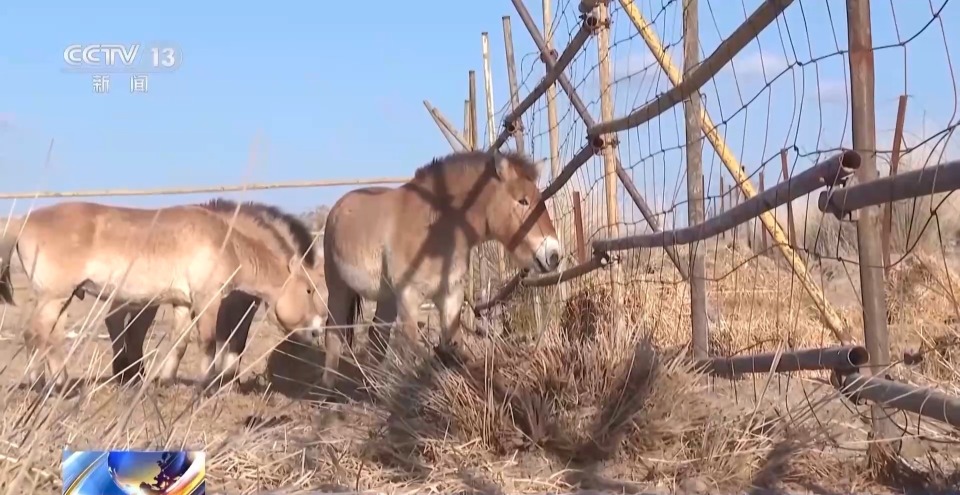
[62,449,205,495]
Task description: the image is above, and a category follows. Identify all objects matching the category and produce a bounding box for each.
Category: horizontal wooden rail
[593,150,860,252]
[820,157,960,218]
[837,372,960,429]
[0,177,410,200]
[474,254,610,313]
[697,345,869,376]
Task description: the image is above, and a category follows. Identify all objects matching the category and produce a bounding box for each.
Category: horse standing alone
[321,150,562,394]
[0,200,326,390]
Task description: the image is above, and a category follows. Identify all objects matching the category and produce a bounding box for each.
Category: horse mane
[412,150,541,183]
[231,201,318,268]
[199,198,316,266]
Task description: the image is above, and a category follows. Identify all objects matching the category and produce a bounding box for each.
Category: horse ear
[533,159,546,180]
[494,155,512,181]
[287,255,302,274]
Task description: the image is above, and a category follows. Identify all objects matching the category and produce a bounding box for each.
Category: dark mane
[199,198,318,267]
[238,201,318,267]
[412,150,540,183]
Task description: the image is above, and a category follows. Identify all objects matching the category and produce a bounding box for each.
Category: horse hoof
[434,345,465,368]
[154,376,175,388]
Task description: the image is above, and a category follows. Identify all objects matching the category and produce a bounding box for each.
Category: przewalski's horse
[321,150,562,394]
[0,200,326,390]
[103,199,327,386]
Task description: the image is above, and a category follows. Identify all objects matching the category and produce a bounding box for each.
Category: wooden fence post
[502,16,525,154]
[596,0,624,311]
[682,0,709,359]
[846,0,901,460]
[542,0,568,302]
[482,33,508,281]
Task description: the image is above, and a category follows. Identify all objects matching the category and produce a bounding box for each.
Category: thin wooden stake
[882,94,908,273]
[759,167,768,251]
[780,149,797,248]
[573,190,587,263]
[720,175,726,239]
[464,100,473,150]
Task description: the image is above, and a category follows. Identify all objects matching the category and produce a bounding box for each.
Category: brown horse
[102,199,327,386]
[0,200,326,390]
[321,150,562,394]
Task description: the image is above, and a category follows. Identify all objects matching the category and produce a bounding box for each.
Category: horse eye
[306,288,314,295]
[519,198,529,206]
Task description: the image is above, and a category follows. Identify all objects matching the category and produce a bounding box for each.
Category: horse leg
[105,302,134,382]
[321,279,356,398]
[105,301,158,384]
[394,288,425,358]
[121,304,158,383]
[195,295,223,389]
[24,295,73,391]
[367,291,398,367]
[216,292,258,386]
[157,305,193,386]
[433,285,467,367]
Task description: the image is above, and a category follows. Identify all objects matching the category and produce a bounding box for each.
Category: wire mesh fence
[422,0,960,488]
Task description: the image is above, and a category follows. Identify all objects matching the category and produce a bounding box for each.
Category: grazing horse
[0,200,326,390]
[102,199,327,386]
[321,150,562,394]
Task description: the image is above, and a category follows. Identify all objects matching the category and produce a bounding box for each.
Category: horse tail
[345,294,363,349]
[0,217,22,305]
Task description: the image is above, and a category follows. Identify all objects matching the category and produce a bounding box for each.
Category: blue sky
[0,0,958,234]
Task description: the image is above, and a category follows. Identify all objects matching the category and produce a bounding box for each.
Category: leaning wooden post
[882,94,908,273]
[542,0,568,301]
[847,0,901,461]
[682,0,709,359]
[596,0,624,309]
[618,0,849,344]
[423,101,470,151]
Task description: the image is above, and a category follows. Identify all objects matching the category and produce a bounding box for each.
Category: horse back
[18,202,237,292]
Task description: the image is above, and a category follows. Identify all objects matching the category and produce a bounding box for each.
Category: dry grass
[3,236,960,494]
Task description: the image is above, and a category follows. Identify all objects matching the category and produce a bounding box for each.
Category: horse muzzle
[534,236,562,273]
[291,328,322,346]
